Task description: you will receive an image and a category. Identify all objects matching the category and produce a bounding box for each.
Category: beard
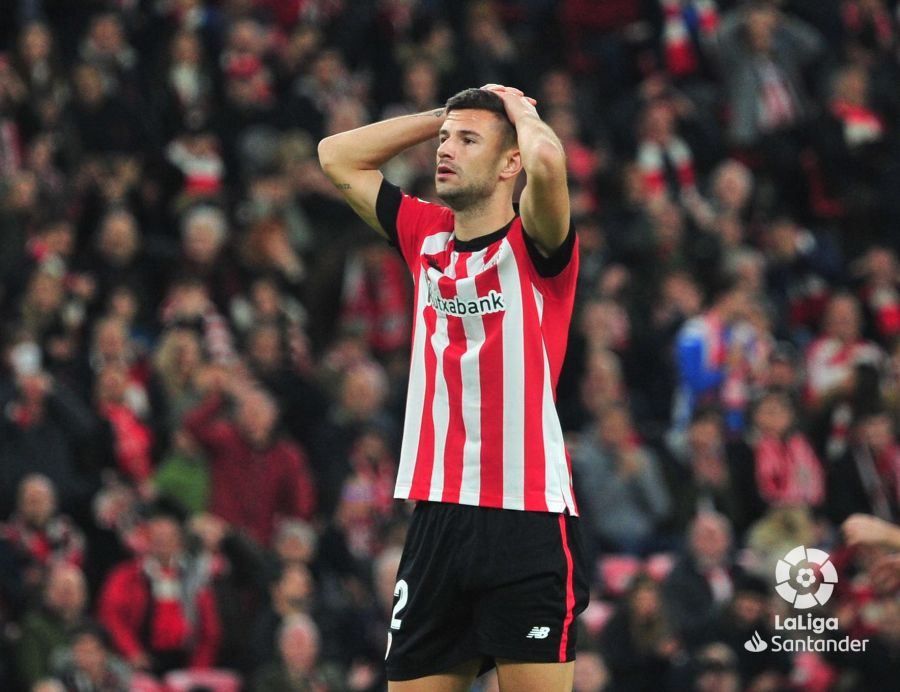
[435,175,494,212]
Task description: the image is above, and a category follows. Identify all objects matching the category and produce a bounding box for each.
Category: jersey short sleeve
[376,179,454,271]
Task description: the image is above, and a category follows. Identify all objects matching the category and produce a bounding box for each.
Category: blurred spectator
[687,643,741,692]
[572,650,611,692]
[2,475,85,596]
[78,13,138,101]
[184,371,315,545]
[186,512,266,673]
[159,278,237,367]
[827,410,900,524]
[704,575,790,691]
[662,512,743,649]
[51,622,131,692]
[312,360,396,517]
[710,2,826,212]
[573,402,672,557]
[711,3,825,148]
[840,0,894,60]
[15,564,88,688]
[247,562,315,674]
[670,280,756,448]
[170,206,238,312]
[854,246,900,343]
[271,520,317,572]
[0,368,98,520]
[664,408,764,539]
[66,63,142,155]
[242,318,326,452]
[338,241,410,358]
[734,389,825,510]
[10,22,66,129]
[97,508,219,675]
[600,574,682,692]
[94,364,155,489]
[805,292,885,460]
[164,127,225,210]
[155,30,215,137]
[635,97,699,205]
[149,327,206,441]
[763,215,842,344]
[237,216,305,288]
[251,614,344,692]
[77,209,153,323]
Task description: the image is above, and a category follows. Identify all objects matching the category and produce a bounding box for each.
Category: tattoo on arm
[432,109,443,118]
[335,183,351,190]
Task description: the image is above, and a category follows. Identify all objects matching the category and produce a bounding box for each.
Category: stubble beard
[436,176,494,213]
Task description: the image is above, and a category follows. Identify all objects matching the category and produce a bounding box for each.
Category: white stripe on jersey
[428,308,450,501]
[543,345,575,513]
[534,284,560,509]
[457,252,486,501]
[497,241,526,509]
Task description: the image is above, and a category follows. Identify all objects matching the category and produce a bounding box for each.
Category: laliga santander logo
[774,545,838,609]
[744,546,869,654]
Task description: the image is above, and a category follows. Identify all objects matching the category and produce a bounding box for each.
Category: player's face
[435,109,509,211]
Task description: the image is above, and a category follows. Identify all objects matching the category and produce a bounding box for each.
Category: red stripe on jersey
[409,303,438,498]
[476,266,504,505]
[558,515,575,662]
[509,236,547,511]
[441,256,468,503]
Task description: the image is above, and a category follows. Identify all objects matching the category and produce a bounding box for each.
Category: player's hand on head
[479,83,537,106]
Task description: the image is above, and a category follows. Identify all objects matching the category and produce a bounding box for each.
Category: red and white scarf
[831,99,884,147]
[661,0,718,77]
[638,136,696,200]
[757,59,798,132]
[755,433,825,507]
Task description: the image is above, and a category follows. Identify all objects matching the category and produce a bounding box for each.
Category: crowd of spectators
[2,0,900,690]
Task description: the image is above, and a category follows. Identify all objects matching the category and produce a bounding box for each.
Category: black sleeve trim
[522,220,576,278]
[376,179,402,248]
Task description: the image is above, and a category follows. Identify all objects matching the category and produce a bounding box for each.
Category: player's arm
[317,109,445,239]
[488,85,570,256]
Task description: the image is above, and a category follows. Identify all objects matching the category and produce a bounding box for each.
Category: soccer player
[318,84,588,692]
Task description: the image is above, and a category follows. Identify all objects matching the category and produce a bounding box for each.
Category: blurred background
[2,0,900,690]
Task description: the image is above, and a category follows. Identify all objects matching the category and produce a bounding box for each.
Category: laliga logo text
[743,545,870,654]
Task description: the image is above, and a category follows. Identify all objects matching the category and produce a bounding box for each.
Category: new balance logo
[526,627,550,639]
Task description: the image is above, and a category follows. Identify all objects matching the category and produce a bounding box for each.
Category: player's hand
[842,513,900,548]
[869,552,900,593]
[480,83,537,105]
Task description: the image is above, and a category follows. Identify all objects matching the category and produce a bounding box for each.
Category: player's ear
[499,148,522,181]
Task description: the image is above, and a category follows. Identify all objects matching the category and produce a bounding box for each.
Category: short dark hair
[444,88,516,148]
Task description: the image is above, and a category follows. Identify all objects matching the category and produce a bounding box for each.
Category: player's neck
[452,196,515,242]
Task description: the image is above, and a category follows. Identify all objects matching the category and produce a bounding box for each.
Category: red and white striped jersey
[379,182,579,514]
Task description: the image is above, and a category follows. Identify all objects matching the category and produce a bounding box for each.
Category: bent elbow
[317,136,338,173]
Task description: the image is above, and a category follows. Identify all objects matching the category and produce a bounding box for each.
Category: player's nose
[436,138,454,159]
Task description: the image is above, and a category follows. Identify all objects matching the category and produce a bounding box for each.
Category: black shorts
[385,501,589,681]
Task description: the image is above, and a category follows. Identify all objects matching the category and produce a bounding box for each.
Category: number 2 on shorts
[390,579,409,630]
